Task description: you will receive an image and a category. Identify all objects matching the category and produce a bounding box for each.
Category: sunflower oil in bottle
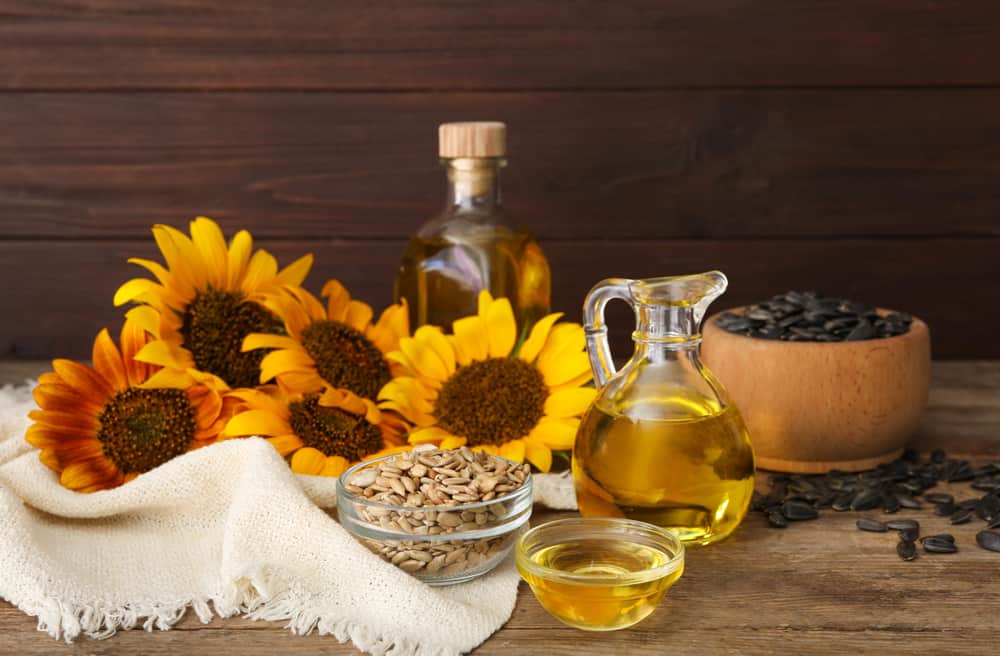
[573,273,756,545]
[394,122,551,332]
[521,539,683,631]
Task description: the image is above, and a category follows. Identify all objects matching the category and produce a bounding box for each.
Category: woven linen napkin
[0,381,576,655]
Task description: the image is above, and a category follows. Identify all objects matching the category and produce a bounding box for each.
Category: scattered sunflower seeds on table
[752,449,1000,560]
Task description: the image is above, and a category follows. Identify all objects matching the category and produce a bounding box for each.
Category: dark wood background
[1,1,998,360]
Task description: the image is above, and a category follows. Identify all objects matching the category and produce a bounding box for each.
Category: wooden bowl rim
[703,307,929,348]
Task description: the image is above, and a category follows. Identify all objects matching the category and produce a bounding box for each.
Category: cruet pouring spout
[582,271,728,387]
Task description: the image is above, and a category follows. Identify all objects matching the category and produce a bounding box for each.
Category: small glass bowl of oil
[516,517,684,631]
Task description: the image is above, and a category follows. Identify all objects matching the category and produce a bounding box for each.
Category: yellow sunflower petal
[414,326,455,375]
[407,426,453,444]
[518,312,564,363]
[379,400,437,428]
[544,387,597,418]
[451,315,488,365]
[241,249,279,295]
[537,323,586,364]
[399,335,449,383]
[134,340,196,371]
[125,305,164,338]
[378,377,436,413]
[477,290,495,316]
[139,368,197,390]
[290,447,327,475]
[322,279,351,322]
[344,300,374,333]
[528,418,580,450]
[265,434,304,456]
[260,349,315,384]
[243,333,303,352]
[499,439,526,463]
[523,439,553,473]
[226,229,253,288]
[318,388,380,424]
[113,278,185,311]
[151,224,199,292]
[484,297,517,358]
[539,351,592,388]
[126,257,171,286]
[370,301,409,354]
[276,253,314,287]
[223,409,292,438]
[190,217,228,288]
[289,285,328,322]
[320,456,350,478]
[161,224,208,289]
[439,436,468,450]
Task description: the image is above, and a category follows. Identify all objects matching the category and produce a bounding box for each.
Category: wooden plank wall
[0,1,998,360]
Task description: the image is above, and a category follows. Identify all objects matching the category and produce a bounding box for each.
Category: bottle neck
[632,303,703,360]
[444,158,504,213]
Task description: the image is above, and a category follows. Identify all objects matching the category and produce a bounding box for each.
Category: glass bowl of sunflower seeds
[337,446,533,585]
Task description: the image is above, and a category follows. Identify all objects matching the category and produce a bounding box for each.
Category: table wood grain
[1,361,997,655]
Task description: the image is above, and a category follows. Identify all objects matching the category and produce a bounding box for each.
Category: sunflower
[242,280,409,401]
[378,291,596,472]
[221,385,409,477]
[26,320,231,492]
[113,217,313,389]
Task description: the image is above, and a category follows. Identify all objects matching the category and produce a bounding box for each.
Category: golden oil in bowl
[516,518,684,631]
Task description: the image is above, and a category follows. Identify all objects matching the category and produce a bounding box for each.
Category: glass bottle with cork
[394,122,551,334]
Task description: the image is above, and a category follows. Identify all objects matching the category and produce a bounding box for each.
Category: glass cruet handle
[582,278,633,387]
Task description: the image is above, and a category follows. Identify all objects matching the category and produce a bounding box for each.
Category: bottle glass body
[394,158,551,333]
[572,273,756,545]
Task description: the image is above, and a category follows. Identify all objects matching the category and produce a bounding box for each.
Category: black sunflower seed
[957,498,980,511]
[881,492,901,514]
[897,539,918,561]
[767,510,788,528]
[934,501,956,516]
[924,493,953,505]
[851,490,882,511]
[949,509,973,525]
[922,538,959,554]
[896,494,923,509]
[886,519,919,531]
[782,501,819,521]
[931,449,946,464]
[975,531,1000,553]
[989,517,1000,530]
[919,533,955,543]
[832,492,854,512]
[978,494,1000,522]
[856,518,888,532]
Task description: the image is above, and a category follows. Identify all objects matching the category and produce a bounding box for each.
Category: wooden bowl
[701,309,931,473]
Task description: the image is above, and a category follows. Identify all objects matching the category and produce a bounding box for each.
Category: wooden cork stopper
[439,122,506,158]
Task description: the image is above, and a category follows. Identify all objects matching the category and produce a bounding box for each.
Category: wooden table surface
[1,361,998,655]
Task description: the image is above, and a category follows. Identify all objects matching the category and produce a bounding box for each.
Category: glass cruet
[572,271,756,545]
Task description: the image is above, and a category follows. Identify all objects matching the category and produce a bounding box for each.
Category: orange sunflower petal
[290,447,327,475]
[91,328,128,392]
[51,359,114,400]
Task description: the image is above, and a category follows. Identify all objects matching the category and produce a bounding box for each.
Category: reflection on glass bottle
[573,272,756,545]
[394,122,551,334]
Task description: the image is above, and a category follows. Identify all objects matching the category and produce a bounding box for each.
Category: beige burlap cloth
[0,382,576,655]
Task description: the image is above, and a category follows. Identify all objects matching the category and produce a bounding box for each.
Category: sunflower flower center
[288,394,383,462]
[301,320,391,399]
[181,289,279,388]
[434,357,547,446]
[97,387,197,474]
